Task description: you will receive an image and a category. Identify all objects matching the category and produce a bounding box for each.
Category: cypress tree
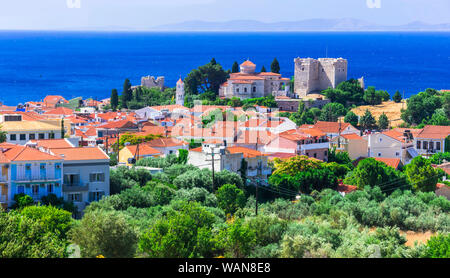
[111,89,119,110]
[121,79,132,109]
[378,113,389,130]
[271,58,280,74]
[210,58,217,65]
[261,65,267,72]
[231,61,239,73]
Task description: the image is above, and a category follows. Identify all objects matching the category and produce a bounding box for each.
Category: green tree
[271,58,280,74]
[216,184,246,215]
[378,113,390,130]
[344,111,359,127]
[359,109,376,130]
[111,89,119,110]
[121,78,133,109]
[219,218,256,258]
[322,88,350,106]
[139,201,216,258]
[69,209,139,258]
[0,210,69,258]
[404,156,440,192]
[184,59,229,95]
[20,205,73,238]
[344,158,409,192]
[0,125,7,143]
[393,91,402,103]
[363,86,382,105]
[425,234,450,258]
[231,61,239,73]
[178,149,188,164]
[401,89,442,125]
[13,193,34,208]
[261,65,267,72]
[319,103,347,122]
[336,79,365,105]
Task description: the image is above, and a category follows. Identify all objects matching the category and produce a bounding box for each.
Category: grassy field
[351,100,407,128]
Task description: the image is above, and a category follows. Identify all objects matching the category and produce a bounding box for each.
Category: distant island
[149,18,450,32]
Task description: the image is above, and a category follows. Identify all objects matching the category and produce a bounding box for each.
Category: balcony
[63,183,89,193]
[15,174,59,183]
[299,142,330,151]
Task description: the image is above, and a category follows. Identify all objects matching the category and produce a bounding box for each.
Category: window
[379,138,383,142]
[236,88,240,93]
[436,142,441,151]
[38,133,45,139]
[29,133,35,140]
[430,141,434,150]
[40,164,46,169]
[395,152,400,156]
[90,173,105,182]
[17,186,25,194]
[47,184,53,193]
[423,141,428,150]
[26,165,31,170]
[324,151,328,156]
[378,153,381,157]
[244,87,247,93]
[417,141,421,149]
[10,134,16,141]
[4,115,22,122]
[89,191,105,202]
[68,193,82,202]
[49,133,55,139]
[169,150,173,154]
[32,185,39,195]
[20,134,26,141]
[313,153,317,158]
[253,87,256,92]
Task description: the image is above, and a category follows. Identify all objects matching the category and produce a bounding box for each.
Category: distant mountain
[150,18,450,32]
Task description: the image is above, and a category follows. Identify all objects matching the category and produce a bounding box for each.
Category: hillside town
[1,57,449,258]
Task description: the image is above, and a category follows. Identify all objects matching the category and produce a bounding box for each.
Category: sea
[0,31,449,106]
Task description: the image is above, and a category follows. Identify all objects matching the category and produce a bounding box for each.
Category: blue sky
[0,0,449,30]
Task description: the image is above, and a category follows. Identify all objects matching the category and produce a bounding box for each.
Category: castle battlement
[294,57,347,97]
[141,76,165,90]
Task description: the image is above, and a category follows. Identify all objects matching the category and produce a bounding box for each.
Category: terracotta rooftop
[313,121,352,134]
[123,145,161,157]
[374,157,402,169]
[0,143,61,162]
[226,146,269,158]
[29,139,74,149]
[51,147,109,161]
[416,125,450,139]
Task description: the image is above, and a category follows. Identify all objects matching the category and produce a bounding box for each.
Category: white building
[219,60,291,99]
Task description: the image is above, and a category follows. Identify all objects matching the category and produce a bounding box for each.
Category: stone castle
[141,76,165,90]
[294,58,347,97]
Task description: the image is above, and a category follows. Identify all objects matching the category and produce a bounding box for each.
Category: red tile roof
[44,107,74,116]
[29,139,74,149]
[226,146,269,158]
[374,157,402,169]
[416,125,450,140]
[51,147,109,161]
[0,143,61,162]
[313,121,352,134]
[240,60,256,67]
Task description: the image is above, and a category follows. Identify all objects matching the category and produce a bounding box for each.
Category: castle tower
[176,77,185,106]
[294,57,347,97]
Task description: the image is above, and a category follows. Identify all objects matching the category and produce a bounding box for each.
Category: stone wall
[141,76,165,90]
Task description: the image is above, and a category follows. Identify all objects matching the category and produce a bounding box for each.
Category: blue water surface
[0,31,449,105]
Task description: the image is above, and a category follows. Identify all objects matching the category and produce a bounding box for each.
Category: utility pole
[116,131,120,165]
[211,146,215,191]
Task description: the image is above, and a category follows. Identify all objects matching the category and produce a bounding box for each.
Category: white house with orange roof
[43,95,68,108]
[219,60,291,99]
[367,129,417,164]
[263,127,330,161]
